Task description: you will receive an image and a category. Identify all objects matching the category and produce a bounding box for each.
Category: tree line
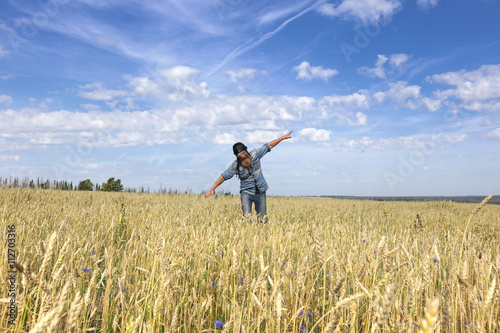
[0,176,232,195]
[0,177,124,192]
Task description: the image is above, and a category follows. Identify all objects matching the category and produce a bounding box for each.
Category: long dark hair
[236,159,241,179]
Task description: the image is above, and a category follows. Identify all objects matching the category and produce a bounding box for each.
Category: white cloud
[222,68,261,83]
[318,0,402,24]
[81,103,101,111]
[332,135,439,150]
[210,1,320,74]
[213,132,240,144]
[389,53,409,68]
[358,55,388,79]
[358,53,410,79]
[486,128,500,140]
[0,155,20,161]
[246,130,286,143]
[378,81,421,109]
[417,0,440,10]
[293,61,339,82]
[427,64,500,111]
[321,92,371,109]
[444,134,467,144]
[0,95,13,106]
[78,82,128,101]
[299,128,332,141]
[356,112,368,125]
[1,75,14,80]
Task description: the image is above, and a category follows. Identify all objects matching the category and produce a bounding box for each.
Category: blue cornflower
[300,326,306,332]
[212,282,216,287]
[215,320,224,328]
[299,311,303,316]
[122,287,126,292]
[119,305,122,311]
[241,278,244,283]
[92,251,95,255]
[83,268,90,273]
[97,263,101,267]
[307,313,312,317]
[465,323,472,329]
[433,258,438,263]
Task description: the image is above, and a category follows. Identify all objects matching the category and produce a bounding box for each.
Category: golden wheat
[0,189,498,332]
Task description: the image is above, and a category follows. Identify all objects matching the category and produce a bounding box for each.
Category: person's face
[237,151,251,165]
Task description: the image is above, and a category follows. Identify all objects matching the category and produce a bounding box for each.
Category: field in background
[0,188,499,332]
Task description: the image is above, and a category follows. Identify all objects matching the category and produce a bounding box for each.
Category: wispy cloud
[208,0,326,75]
[0,45,10,58]
[417,0,440,10]
[221,68,264,83]
[0,95,13,106]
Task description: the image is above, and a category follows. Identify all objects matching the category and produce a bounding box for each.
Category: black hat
[233,142,248,156]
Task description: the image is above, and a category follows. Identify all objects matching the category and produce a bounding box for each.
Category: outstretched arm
[268,130,293,149]
[204,175,225,198]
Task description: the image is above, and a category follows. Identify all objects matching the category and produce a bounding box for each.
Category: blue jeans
[241,191,267,222]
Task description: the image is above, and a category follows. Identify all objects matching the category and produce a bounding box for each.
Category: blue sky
[1,0,499,196]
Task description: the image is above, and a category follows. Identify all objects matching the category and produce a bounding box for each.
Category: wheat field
[0,188,499,332]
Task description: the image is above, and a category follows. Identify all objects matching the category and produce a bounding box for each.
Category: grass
[0,188,499,332]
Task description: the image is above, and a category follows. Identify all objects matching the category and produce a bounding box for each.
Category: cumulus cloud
[355,112,368,125]
[318,0,402,24]
[128,66,209,101]
[293,61,339,82]
[374,81,421,109]
[358,53,410,79]
[0,64,319,149]
[213,132,240,144]
[298,128,333,141]
[427,64,500,111]
[358,55,388,79]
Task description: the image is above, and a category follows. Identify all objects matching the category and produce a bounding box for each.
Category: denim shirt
[221,143,271,195]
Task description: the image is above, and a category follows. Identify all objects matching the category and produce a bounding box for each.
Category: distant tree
[101,178,124,192]
[78,179,94,191]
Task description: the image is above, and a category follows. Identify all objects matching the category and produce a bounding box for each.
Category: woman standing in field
[204,131,293,222]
